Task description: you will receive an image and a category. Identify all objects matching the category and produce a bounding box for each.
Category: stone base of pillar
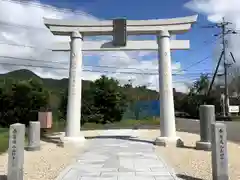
[195,141,211,151]
[154,136,184,147]
[25,146,41,151]
[60,135,85,148]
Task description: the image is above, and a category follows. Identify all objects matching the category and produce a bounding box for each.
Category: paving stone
[119,158,134,169]
[118,176,156,180]
[81,177,117,180]
[70,165,118,173]
[54,130,177,180]
[134,163,164,169]
[58,168,80,180]
[150,167,168,172]
[154,176,177,180]
[75,163,104,168]
[136,171,171,176]
[100,171,135,177]
[134,168,151,172]
[117,167,136,172]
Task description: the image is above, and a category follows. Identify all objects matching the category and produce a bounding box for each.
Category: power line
[0,61,213,76]
[0,12,218,75]
[0,41,52,49]
[0,39,215,74]
[0,59,205,85]
[0,35,218,75]
[0,55,213,76]
[0,33,218,51]
[0,0,216,78]
[175,54,212,74]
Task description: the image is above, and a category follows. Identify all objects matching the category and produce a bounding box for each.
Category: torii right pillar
[155,30,184,147]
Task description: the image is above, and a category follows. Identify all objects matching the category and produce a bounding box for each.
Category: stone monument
[211,122,229,180]
[7,123,25,180]
[196,105,215,150]
[26,121,41,151]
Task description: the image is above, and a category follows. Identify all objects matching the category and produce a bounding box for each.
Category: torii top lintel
[44,15,198,36]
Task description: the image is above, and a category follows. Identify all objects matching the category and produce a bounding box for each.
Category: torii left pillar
[61,31,85,145]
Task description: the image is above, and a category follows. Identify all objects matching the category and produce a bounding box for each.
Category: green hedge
[0,128,9,154]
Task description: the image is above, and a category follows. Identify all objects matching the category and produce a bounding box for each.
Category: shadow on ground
[40,134,63,147]
[178,145,196,150]
[0,175,7,180]
[177,174,203,180]
[40,133,154,147]
[85,135,154,144]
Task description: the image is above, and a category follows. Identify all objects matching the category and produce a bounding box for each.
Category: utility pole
[222,17,229,116]
[204,18,237,117]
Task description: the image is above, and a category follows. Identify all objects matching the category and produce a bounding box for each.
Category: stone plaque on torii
[44,15,198,146]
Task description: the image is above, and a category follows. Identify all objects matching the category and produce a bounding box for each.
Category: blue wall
[122,100,160,120]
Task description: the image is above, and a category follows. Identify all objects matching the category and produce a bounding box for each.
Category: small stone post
[26,121,41,151]
[211,123,228,180]
[196,105,215,150]
[7,123,25,180]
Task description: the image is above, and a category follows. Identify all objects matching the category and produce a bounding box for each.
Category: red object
[38,112,52,129]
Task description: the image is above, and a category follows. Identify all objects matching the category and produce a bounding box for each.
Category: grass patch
[0,118,160,153]
[0,128,29,154]
[51,118,160,132]
[0,128,9,154]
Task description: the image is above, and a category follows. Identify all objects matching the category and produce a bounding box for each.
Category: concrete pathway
[56,130,180,180]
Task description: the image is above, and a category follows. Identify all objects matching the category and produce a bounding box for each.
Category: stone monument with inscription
[211,122,229,180]
[7,123,25,180]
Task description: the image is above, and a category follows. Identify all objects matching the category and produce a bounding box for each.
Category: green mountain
[0,69,159,109]
[0,69,91,109]
[0,69,91,92]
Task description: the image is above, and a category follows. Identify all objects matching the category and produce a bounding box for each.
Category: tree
[59,85,102,125]
[190,73,210,95]
[59,76,128,124]
[81,85,103,124]
[179,74,220,118]
[0,78,50,127]
[59,89,68,121]
[91,75,127,124]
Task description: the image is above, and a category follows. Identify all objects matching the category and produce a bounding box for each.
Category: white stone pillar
[155,30,183,147]
[63,31,85,144]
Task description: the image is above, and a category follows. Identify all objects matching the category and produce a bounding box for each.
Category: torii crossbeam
[51,40,190,51]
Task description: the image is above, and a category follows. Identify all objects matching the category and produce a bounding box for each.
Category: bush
[59,76,128,124]
[0,78,50,127]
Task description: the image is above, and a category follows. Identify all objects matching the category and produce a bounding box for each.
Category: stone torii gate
[44,15,198,146]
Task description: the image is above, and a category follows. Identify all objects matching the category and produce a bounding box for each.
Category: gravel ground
[0,129,239,180]
[0,130,99,180]
[139,129,240,180]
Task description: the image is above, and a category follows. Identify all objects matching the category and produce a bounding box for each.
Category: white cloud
[0,0,186,92]
[185,0,240,65]
[185,0,240,89]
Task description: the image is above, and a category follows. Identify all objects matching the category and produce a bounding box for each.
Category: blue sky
[0,0,226,92]
[0,0,239,92]
[41,0,217,81]
[38,0,219,77]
